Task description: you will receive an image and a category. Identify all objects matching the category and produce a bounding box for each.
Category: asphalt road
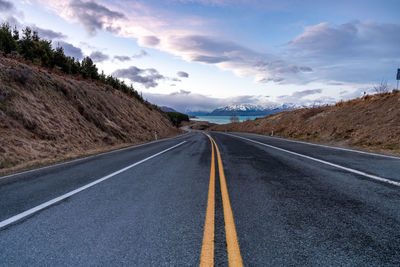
[1,131,400,266]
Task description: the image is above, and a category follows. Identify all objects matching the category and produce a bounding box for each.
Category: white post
[154,131,158,140]
[271,130,274,137]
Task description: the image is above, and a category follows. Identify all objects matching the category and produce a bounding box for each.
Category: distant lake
[191,115,266,125]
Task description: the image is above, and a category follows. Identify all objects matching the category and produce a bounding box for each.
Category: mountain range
[186,103,308,116]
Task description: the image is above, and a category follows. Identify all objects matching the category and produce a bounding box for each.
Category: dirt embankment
[181,120,216,131]
[212,91,400,156]
[0,56,181,175]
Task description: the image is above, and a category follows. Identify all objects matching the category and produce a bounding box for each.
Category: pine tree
[0,23,17,54]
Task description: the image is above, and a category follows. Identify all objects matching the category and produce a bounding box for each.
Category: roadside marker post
[396,68,400,90]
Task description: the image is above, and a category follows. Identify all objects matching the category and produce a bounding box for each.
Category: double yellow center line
[200,133,243,267]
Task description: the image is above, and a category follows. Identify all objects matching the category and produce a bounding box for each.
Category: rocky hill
[0,55,181,174]
[212,91,400,156]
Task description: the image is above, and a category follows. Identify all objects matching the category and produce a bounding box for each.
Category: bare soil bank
[212,91,400,156]
[182,120,216,131]
[0,56,181,175]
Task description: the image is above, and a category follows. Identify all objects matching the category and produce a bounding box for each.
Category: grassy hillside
[0,55,181,174]
[212,91,400,156]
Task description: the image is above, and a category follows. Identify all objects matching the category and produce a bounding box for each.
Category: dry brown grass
[0,56,181,175]
[212,91,400,156]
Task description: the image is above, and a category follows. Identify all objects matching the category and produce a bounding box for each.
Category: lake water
[191,115,266,124]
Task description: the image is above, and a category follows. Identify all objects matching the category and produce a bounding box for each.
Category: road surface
[1,131,400,266]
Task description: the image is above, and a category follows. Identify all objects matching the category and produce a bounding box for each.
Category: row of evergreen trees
[0,23,144,102]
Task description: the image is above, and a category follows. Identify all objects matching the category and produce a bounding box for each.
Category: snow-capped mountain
[185,102,326,116]
[214,104,267,112]
[208,103,305,116]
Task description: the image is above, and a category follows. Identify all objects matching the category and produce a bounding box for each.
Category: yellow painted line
[200,134,216,267]
[211,136,244,267]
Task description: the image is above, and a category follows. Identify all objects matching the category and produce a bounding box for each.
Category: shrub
[373,79,389,93]
[8,68,32,85]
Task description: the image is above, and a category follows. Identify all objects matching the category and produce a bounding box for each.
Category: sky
[1,0,400,112]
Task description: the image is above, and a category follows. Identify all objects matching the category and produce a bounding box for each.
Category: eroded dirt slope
[0,56,181,174]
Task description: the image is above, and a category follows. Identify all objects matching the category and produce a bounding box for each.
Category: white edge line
[0,132,190,180]
[223,133,400,187]
[0,141,186,229]
[228,132,400,160]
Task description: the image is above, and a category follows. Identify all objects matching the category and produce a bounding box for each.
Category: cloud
[90,51,109,62]
[132,49,148,58]
[32,26,67,40]
[139,36,160,47]
[176,0,275,7]
[105,25,121,34]
[113,66,165,88]
[145,88,340,112]
[291,89,322,98]
[164,34,312,83]
[191,55,230,63]
[288,21,400,57]
[278,89,322,103]
[171,89,191,95]
[54,41,84,59]
[1,15,20,27]
[287,21,400,83]
[289,22,358,56]
[111,50,149,62]
[36,1,399,85]
[0,0,13,12]
[178,0,229,5]
[0,15,66,40]
[177,71,189,78]
[69,0,125,35]
[339,87,375,100]
[114,55,131,62]
[144,90,274,112]
[36,1,309,84]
